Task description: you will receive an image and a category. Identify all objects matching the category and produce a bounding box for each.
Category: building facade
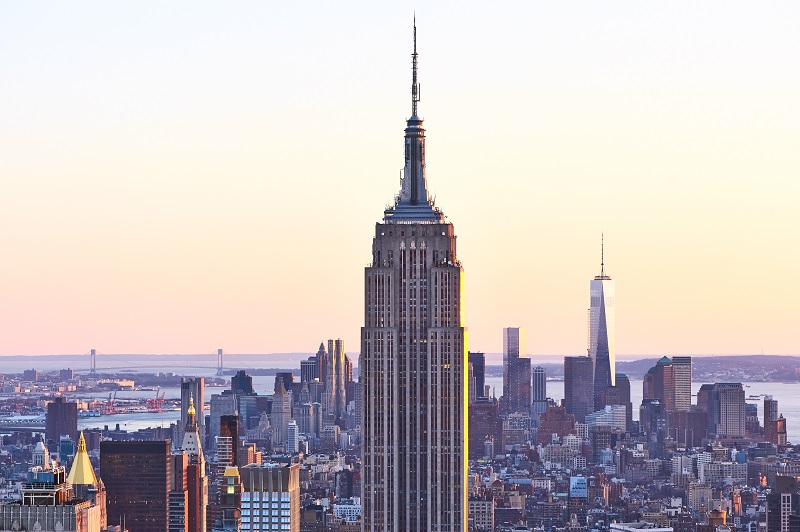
[180,378,205,449]
[46,397,78,445]
[101,440,172,532]
[361,24,468,532]
[502,327,530,414]
[240,463,300,532]
[564,356,594,423]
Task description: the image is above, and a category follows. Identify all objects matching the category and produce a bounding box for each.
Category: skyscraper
[180,378,205,448]
[672,356,692,412]
[271,378,292,448]
[532,366,547,416]
[209,392,237,451]
[46,397,77,445]
[709,382,746,438]
[102,440,172,532]
[326,338,347,426]
[361,22,468,531]
[468,352,486,399]
[503,327,531,414]
[564,356,594,423]
[240,463,300,532]
[764,395,788,446]
[766,475,800,532]
[179,397,208,532]
[588,238,615,410]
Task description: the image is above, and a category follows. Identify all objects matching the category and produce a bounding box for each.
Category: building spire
[383,17,444,223]
[411,14,420,117]
[601,233,604,277]
[595,233,611,280]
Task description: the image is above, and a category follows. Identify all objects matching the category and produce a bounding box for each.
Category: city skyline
[2,3,799,358]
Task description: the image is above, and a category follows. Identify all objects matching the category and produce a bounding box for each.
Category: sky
[1,2,799,360]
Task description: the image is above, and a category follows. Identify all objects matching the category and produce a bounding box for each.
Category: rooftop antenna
[411,13,420,117]
[601,233,605,277]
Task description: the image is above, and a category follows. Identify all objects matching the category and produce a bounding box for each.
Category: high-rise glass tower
[532,366,547,416]
[672,356,692,412]
[589,237,615,410]
[502,327,531,414]
[361,22,468,532]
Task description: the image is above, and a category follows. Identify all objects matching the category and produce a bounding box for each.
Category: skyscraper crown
[383,20,445,224]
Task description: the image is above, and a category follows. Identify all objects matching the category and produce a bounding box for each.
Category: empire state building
[360,23,468,532]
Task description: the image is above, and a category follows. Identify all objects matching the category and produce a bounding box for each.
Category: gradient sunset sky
[1,2,798,359]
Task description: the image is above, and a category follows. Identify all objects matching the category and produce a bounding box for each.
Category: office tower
[46,397,77,445]
[766,475,800,532]
[606,373,632,432]
[643,357,676,411]
[325,338,347,425]
[564,356,594,423]
[314,343,328,390]
[238,394,269,431]
[102,440,172,532]
[507,356,531,414]
[181,378,205,448]
[709,383,746,438]
[765,395,778,425]
[468,363,476,404]
[468,352,486,399]
[300,358,318,383]
[210,393,238,451]
[240,463,300,532]
[59,435,75,466]
[696,383,714,412]
[169,452,190,532]
[588,238,615,410]
[468,398,500,460]
[503,327,525,359]
[764,396,788,446]
[231,370,254,396]
[287,420,299,453]
[208,415,239,531]
[502,327,528,413]
[672,356,692,412]
[296,402,319,438]
[274,372,296,396]
[532,366,547,415]
[217,415,239,469]
[271,379,292,447]
[640,399,668,458]
[361,23,468,532]
[178,397,208,532]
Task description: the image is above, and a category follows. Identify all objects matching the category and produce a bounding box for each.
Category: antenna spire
[411,14,420,117]
[600,233,605,277]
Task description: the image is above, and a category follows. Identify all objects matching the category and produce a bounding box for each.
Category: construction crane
[147,388,165,413]
[104,391,118,415]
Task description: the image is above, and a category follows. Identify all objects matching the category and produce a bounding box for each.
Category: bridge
[80,348,228,376]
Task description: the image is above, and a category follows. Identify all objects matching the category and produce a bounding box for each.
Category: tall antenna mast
[411,14,420,117]
[601,233,605,277]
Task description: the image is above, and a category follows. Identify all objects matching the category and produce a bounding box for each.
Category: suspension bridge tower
[216,348,224,376]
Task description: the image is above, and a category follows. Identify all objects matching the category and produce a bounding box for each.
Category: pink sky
[1,3,798,358]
